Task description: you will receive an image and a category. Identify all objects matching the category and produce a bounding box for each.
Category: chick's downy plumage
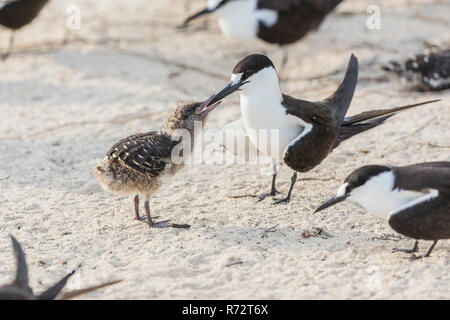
[93,98,220,228]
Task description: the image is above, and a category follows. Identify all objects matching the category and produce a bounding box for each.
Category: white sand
[0,0,449,299]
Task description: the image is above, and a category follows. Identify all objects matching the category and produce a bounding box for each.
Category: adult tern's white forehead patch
[231,73,243,85]
[207,0,225,10]
[336,183,348,197]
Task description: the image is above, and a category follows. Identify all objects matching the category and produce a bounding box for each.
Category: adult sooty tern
[181,0,342,45]
[202,53,439,204]
[382,49,450,91]
[314,162,450,258]
[0,235,120,300]
[0,0,49,60]
[180,0,342,71]
[93,97,221,229]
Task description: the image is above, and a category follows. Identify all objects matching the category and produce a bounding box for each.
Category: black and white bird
[180,0,343,70]
[382,49,450,91]
[0,0,49,59]
[314,162,450,258]
[0,235,120,300]
[93,97,221,229]
[202,54,439,204]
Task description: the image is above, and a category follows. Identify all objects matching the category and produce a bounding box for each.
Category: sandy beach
[0,0,449,299]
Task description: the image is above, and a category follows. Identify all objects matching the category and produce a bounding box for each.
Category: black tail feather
[342,99,440,126]
[10,236,31,291]
[37,270,75,300]
[334,99,440,149]
[323,54,359,122]
[334,115,393,149]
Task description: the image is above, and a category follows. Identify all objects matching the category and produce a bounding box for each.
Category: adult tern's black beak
[196,95,222,115]
[203,80,248,109]
[314,194,349,213]
[178,8,212,29]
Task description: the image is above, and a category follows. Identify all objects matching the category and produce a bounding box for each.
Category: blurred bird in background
[0,0,50,59]
[180,0,343,74]
[382,49,450,91]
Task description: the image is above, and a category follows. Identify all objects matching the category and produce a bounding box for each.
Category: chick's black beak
[314,194,348,213]
[178,8,212,28]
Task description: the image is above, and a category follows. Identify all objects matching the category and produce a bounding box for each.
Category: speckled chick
[93,97,221,228]
[0,235,120,300]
